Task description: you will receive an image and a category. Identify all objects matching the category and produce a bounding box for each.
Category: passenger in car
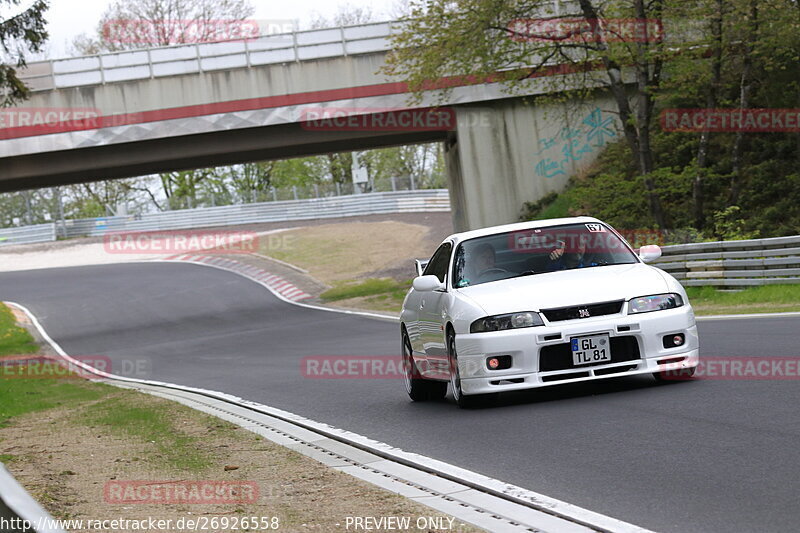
[547,237,599,271]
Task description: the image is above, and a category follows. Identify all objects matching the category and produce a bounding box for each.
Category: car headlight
[628,293,684,314]
[470,312,544,333]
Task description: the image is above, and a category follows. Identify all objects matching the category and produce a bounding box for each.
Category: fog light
[662,333,686,349]
[485,355,512,370]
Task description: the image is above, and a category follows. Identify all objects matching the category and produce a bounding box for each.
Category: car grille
[541,300,624,322]
[539,336,640,372]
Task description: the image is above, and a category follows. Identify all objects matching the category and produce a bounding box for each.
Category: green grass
[0,375,106,428]
[0,454,15,463]
[686,284,800,315]
[320,278,411,302]
[81,397,213,472]
[0,304,38,356]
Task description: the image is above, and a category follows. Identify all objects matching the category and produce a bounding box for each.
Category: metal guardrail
[0,223,56,247]
[60,189,450,238]
[0,463,66,533]
[0,190,449,245]
[654,235,800,287]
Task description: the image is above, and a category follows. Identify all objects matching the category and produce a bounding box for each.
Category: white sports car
[400,217,699,407]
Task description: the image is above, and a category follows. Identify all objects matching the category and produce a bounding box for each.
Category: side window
[423,242,452,284]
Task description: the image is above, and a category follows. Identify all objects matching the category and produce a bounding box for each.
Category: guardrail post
[314,184,320,198]
[292,30,300,62]
[147,49,154,78]
[271,187,277,202]
[292,186,298,200]
[49,59,57,89]
[336,182,341,196]
[390,176,397,192]
[340,25,347,56]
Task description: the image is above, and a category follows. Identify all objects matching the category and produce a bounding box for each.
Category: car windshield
[452,222,639,288]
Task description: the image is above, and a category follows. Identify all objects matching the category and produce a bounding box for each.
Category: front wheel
[447,331,497,408]
[403,329,447,401]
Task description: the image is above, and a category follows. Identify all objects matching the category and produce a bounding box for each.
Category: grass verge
[0,303,479,531]
[320,278,410,313]
[0,304,38,356]
[686,284,800,315]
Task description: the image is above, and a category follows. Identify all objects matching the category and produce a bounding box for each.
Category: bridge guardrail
[16,1,579,92]
[654,235,800,287]
[0,223,56,247]
[17,21,398,91]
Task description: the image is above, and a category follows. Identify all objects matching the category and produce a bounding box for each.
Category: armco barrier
[0,463,65,533]
[61,189,451,238]
[654,235,800,287]
[0,223,56,247]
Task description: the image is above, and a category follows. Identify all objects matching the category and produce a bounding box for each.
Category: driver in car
[473,242,497,277]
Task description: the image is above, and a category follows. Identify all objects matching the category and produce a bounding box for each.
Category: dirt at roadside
[0,388,480,532]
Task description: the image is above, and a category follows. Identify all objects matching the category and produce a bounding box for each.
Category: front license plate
[571,334,611,366]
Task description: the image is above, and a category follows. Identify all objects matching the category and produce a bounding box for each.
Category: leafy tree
[383,0,724,227]
[0,0,48,107]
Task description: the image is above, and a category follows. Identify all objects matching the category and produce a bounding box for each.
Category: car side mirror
[412,275,444,292]
[414,259,429,277]
[638,244,662,263]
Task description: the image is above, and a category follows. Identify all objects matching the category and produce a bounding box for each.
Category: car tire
[447,331,497,408]
[402,329,446,401]
[653,365,697,382]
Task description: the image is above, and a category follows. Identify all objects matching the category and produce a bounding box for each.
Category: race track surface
[2,262,799,533]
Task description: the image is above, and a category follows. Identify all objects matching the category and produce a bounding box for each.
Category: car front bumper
[455,305,699,395]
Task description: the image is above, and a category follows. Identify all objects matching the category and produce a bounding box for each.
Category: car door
[419,242,452,377]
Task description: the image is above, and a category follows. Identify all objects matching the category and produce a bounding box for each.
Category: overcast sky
[39,0,398,59]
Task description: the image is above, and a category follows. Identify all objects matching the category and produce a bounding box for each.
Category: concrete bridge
[0,20,618,231]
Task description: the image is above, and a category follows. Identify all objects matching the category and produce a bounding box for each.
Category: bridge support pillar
[444,98,617,232]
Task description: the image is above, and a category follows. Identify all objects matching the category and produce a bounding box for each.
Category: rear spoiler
[414,259,429,277]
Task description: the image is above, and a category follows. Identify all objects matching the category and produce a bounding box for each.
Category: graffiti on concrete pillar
[534,107,617,179]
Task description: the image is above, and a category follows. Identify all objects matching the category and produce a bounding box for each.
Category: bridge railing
[17,21,398,91]
[653,235,800,287]
[17,1,579,92]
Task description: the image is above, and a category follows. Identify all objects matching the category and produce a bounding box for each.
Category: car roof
[444,216,604,246]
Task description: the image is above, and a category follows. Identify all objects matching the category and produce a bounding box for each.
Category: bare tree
[308,4,375,29]
[72,0,254,54]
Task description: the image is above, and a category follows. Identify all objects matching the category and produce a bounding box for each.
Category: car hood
[457,263,669,315]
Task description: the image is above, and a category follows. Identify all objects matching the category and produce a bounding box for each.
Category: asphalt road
[2,262,799,533]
